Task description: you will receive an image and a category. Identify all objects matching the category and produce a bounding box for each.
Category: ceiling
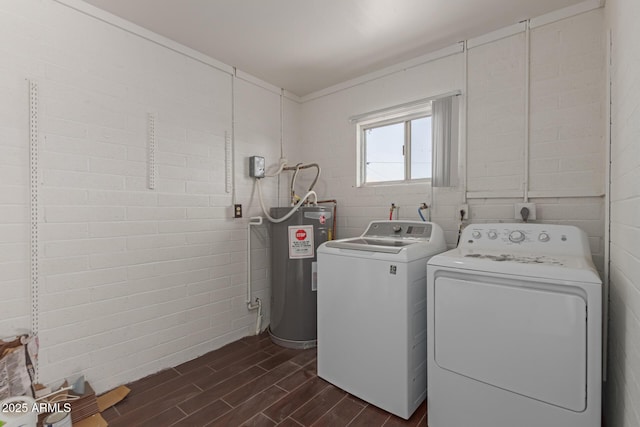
[80,0,587,97]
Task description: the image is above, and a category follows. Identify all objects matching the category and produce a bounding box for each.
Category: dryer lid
[428,248,601,284]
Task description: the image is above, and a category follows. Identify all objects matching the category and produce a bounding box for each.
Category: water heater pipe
[256,160,321,223]
[247,216,263,335]
[256,178,317,223]
[285,163,321,204]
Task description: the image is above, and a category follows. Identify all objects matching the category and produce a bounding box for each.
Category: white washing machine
[317,220,446,419]
[427,223,602,427]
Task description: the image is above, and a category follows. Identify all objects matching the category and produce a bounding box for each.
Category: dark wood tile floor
[102,332,427,426]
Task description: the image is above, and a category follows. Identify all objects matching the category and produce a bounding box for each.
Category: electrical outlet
[234,204,243,218]
[515,203,536,221]
[457,204,469,220]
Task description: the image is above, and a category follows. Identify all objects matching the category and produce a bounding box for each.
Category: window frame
[356,104,433,187]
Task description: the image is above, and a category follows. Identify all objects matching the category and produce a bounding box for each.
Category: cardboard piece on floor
[96,385,130,413]
[74,413,108,427]
[36,383,129,427]
[72,385,129,426]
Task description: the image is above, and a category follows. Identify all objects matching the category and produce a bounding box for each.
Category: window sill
[358,179,431,188]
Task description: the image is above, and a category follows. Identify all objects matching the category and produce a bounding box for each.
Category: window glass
[359,108,432,185]
[355,94,458,187]
[365,122,404,183]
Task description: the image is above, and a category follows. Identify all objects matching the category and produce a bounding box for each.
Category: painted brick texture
[530,10,605,194]
[605,0,640,425]
[467,33,526,193]
[0,0,281,394]
[299,10,605,274]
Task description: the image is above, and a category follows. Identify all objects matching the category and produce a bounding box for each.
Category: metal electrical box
[249,155,265,178]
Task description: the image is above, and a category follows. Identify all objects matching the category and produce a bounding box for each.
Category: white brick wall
[467,33,526,193]
[530,10,605,195]
[299,11,605,270]
[298,53,465,240]
[0,0,281,394]
[605,0,640,425]
[0,12,31,337]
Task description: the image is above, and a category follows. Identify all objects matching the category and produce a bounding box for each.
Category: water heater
[269,206,331,348]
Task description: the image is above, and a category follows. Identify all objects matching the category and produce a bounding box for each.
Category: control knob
[487,231,498,240]
[538,232,550,242]
[508,230,525,243]
[472,231,482,239]
[393,225,402,233]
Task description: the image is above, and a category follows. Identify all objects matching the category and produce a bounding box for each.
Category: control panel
[364,221,433,239]
[459,223,590,257]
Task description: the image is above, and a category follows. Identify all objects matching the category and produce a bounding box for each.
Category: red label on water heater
[289,225,314,259]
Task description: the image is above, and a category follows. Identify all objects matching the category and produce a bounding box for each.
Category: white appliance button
[487,231,498,240]
[472,231,482,239]
[539,232,550,242]
[509,230,525,243]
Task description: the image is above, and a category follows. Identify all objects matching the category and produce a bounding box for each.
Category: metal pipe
[290,163,302,205]
[256,178,317,223]
[304,163,321,192]
[254,298,263,336]
[523,21,531,203]
[247,217,263,335]
[282,163,321,171]
[317,199,338,240]
[603,28,612,381]
[283,162,321,203]
[462,41,469,204]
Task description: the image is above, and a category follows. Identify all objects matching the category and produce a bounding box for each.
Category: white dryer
[317,220,446,419]
[427,223,602,427]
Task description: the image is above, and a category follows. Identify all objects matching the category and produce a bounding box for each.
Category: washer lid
[428,248,601,284]
[325,237,416,254]
[320,220,448,260]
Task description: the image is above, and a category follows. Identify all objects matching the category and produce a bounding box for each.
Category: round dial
[393,225,402,233]
[508,230,525,243]
[487,231,498,240]
[538,232,550,242]
[472,231,482,239]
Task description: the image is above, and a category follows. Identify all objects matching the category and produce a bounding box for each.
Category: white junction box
[515,203,536,221]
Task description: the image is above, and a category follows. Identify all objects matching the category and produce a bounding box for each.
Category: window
[358,105,432,185]
[355,94,460,187]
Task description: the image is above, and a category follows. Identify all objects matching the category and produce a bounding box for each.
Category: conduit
[247,216,264,335]
[462,41,469,204]
[523,21,531,202]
